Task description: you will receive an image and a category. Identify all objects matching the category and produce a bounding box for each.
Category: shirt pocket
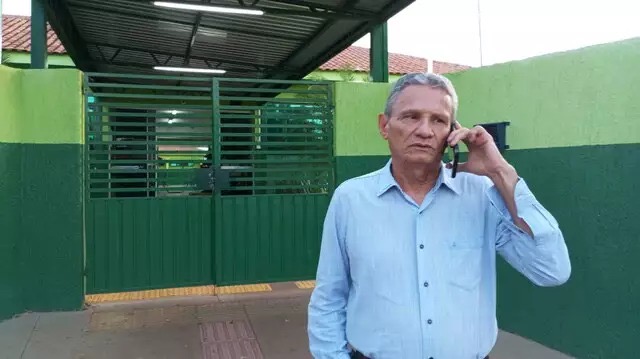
[447,237,483,291]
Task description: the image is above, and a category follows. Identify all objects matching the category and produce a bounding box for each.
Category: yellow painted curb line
[85,283,275,304]
[85,285,217,304]
[295,280,316,289]
[215,283,272,295]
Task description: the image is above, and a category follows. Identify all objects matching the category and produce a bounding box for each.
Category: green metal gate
[84,73,334,294]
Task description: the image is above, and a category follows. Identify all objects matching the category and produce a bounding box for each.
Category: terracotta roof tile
[2,15,66,54]
[319,45,471,75]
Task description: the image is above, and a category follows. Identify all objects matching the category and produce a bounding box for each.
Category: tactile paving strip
[295,280,316,289]
[215,283,272,295]
[86,283,273,304]
[85,285,217,304]
[200,320,264,359]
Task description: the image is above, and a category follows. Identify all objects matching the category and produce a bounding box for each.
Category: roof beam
[152,0,372,20]
[90,60,280,74]
[69,2,305,41]
[91,60,300,77]
[109,48,122,63]
[254,0,378,18]
[95,45,109,63]
[42,0,94,70]
[184,12,203,65]
[260,7,370,20]
[273,0,360,74]
[273,0,415,80]
[87,41,301,73]
[181,3,205,86]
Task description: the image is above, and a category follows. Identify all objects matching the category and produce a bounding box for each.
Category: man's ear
[378,113,389,140]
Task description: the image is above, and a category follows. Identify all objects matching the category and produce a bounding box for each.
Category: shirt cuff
[487,178,560,244]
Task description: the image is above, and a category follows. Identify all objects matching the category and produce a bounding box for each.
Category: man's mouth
[409,144,434,150]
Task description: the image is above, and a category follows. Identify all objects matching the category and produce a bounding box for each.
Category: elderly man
[307,73,571,359]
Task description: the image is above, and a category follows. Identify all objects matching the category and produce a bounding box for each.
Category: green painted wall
[333,38,640,157]
[334,81,391,156]
[0,66,25,319]
[16,144,84,310]
[0,67,83,144]
[0,143,22,319]
[1,51,76,69]
[0,66,21,144]
[0,66,84,320]
[497,144,640,359]
[446,37,640,150]
[331,38,640,358]
[305,70,403,83]
[335,155,388,184]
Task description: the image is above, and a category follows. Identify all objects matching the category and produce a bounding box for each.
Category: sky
[3,0,640,67]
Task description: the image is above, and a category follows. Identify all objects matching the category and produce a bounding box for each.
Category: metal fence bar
[85,73,334,198]
[212,77,222,284]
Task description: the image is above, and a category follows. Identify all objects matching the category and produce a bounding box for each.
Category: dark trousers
[351,350,489,359]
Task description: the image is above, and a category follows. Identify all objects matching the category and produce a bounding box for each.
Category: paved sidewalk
[0,287,573,359]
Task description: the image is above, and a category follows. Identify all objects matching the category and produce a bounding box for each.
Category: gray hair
[383,72,459,121]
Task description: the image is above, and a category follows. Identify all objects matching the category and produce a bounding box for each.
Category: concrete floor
[0,290,573,359]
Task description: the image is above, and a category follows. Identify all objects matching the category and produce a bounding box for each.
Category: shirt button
[427,319,433,324]
[423,281,429,287]
[419,244,424,249]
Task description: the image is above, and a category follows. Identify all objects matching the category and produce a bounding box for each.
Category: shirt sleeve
[486,178,571,286]
[307,189,352,359]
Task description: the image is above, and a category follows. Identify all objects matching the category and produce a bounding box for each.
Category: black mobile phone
[449,122,460,178]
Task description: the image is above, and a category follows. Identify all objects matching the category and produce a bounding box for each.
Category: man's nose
[415,118,434,137]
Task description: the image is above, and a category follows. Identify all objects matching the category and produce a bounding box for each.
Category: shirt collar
[377,159,461,197]
[440,165,461,195]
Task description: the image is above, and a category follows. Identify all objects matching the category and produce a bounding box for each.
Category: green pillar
[0,0,3,64]
[369,22,389,83]
[31,0,48,69]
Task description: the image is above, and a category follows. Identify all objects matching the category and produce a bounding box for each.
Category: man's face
[378,85,454,166]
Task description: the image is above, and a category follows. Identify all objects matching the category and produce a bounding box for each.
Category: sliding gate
[84,73,334,294]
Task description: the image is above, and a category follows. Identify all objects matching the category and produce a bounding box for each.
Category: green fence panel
[216,194,330,285]
[212,78,334,284]
[86,198,213,293]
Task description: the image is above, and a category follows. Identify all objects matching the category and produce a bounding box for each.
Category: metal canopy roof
[44,0,414,80]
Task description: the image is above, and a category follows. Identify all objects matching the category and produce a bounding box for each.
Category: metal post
[31,0,48,69]
[477,0,483,66]
[212,78,221,284]
[369,22,389,83]
[0,0,3,64]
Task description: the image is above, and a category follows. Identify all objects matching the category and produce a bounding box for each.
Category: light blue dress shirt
[308,160,571,359]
